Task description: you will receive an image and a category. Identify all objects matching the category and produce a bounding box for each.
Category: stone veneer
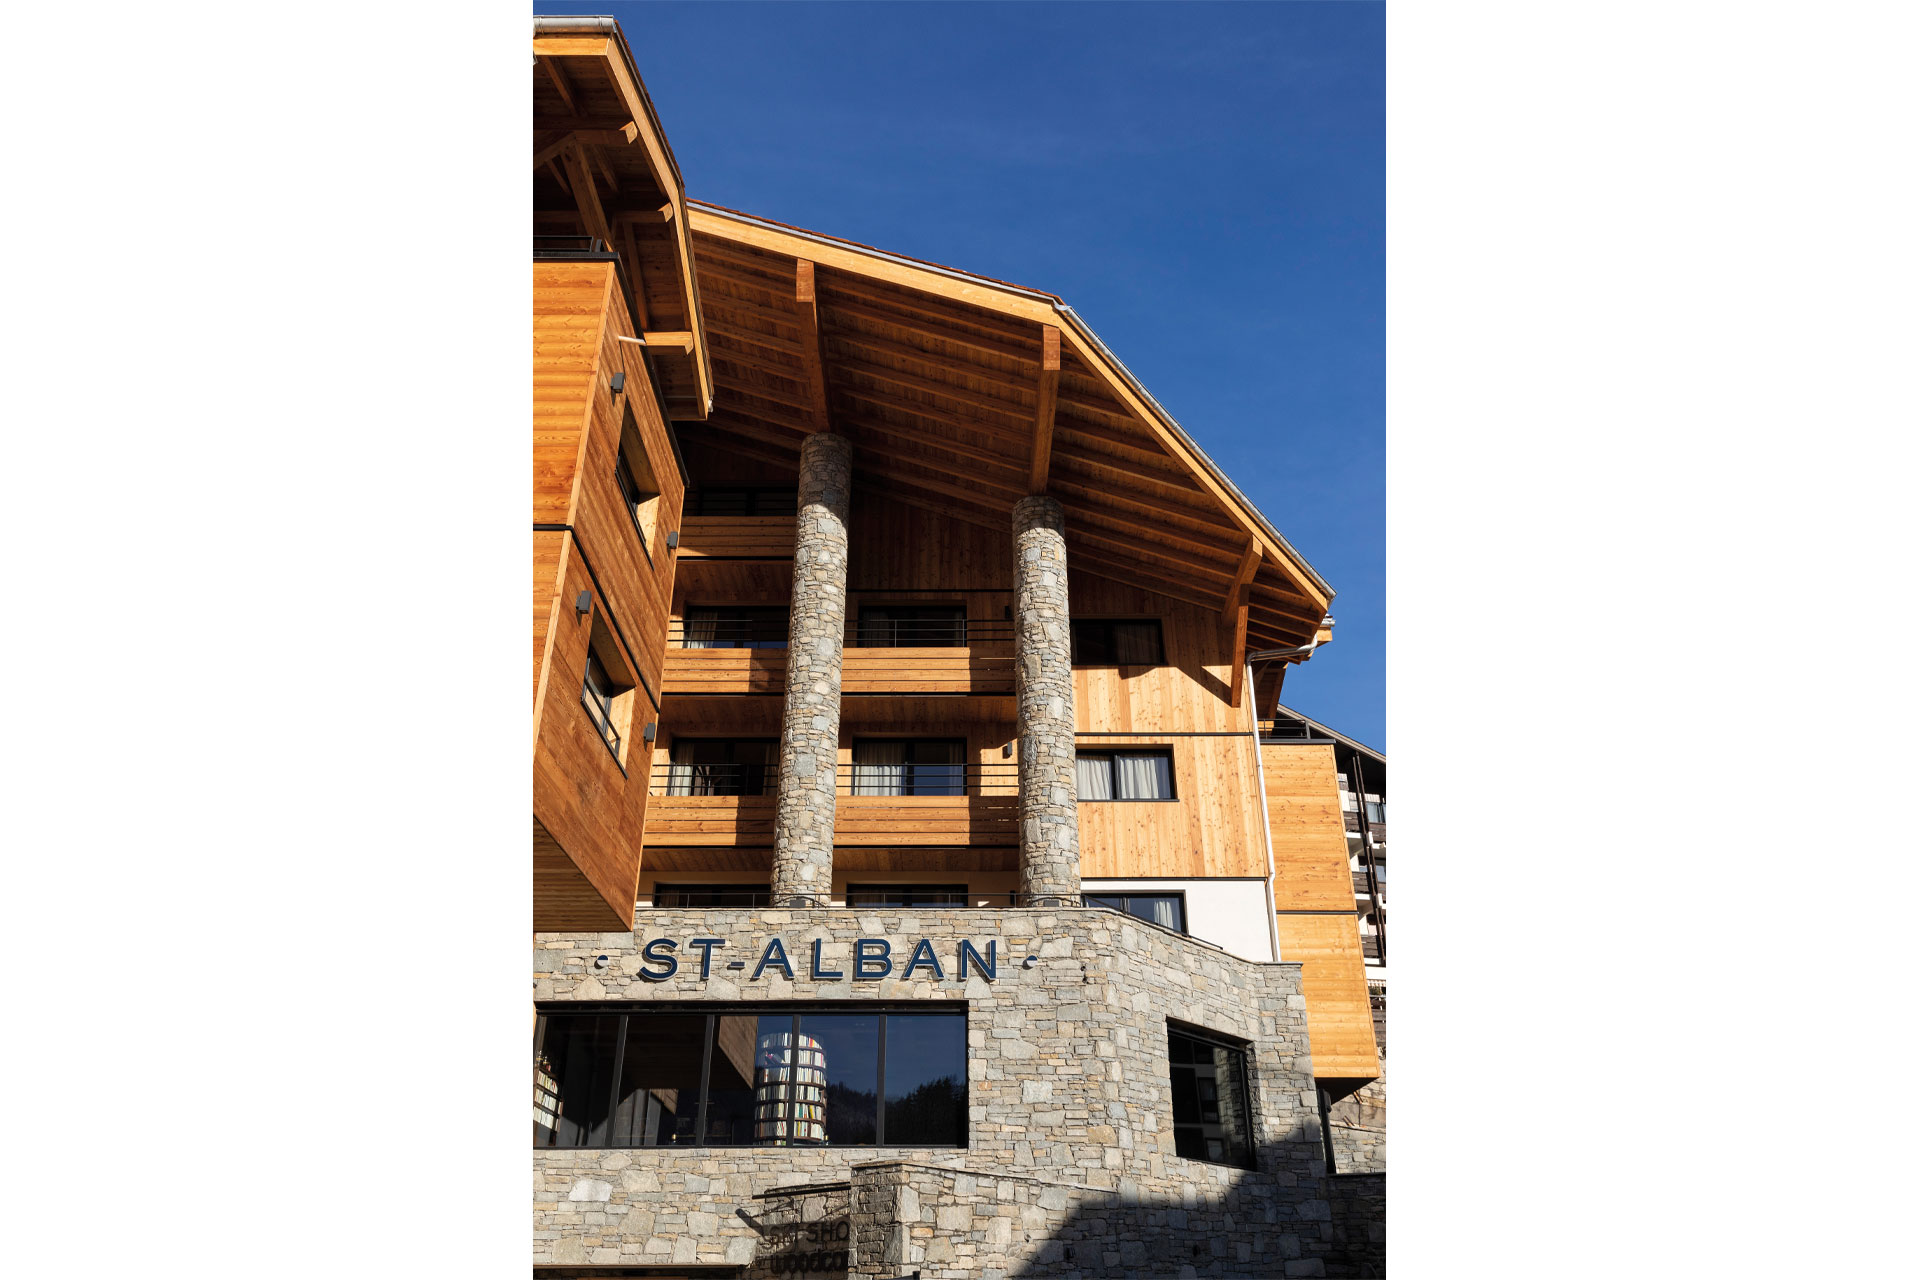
[1011,496,1080,906]
[534,907,1337,1276]
[1327,1070,1386,1175]
[770,432,852,905]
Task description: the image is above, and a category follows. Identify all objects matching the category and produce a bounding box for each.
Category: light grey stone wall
[771,432,852,906]
[1327,1070,1386,1175]
[1011,496,1080,906]
[533,906,1332,1274]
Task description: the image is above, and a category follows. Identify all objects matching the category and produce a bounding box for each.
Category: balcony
[643,761,1019,846]
[676,514,797,560]
[660,614,1016,696]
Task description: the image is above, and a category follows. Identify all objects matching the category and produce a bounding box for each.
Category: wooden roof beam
[1027,325,1061,494]
[538,55,582,116]
[794,260,832,432]
[1222,538,1263,625]
[557,141,612,246]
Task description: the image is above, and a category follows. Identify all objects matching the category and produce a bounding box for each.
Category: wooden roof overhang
[682,202,1337,684]
[533,20,712,419]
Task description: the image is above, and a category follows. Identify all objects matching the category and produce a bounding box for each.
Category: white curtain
[1148,896,1181,929]
[1116,753,1171,800]
[1075,754,1113,800]
[683,612,718,649]
[853,742,907,796]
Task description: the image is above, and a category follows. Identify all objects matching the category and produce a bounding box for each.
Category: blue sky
[541,1,1384,747]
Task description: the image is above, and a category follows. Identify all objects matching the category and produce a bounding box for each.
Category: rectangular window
[680,606,790,649]
[615,405,661,555]
[686,487,798,518]
[650,883,772,908]
[1167,1023,1255,1169]
[666,739,778,796]
[1075,750,1174,801]
[580,621,636,767]
[851,739,966,796]
[533,1007,967,1149]
[855,604,968,648]
[1365,800,1385,824]
[846,884,970,908]
[1070,618,1165,666]
[1083,891,1187,933]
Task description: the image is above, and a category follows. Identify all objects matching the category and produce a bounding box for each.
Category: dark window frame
[533,1003,969,1151]
[1166,1020,1257,1170]
[1070,617,1166,667]
[846,883,972,908]
[850,738,969,797]
[650,883,773,908]
[1074,748,1178,802]
[682,605,792,650]
[1081,891,1188,934]
[614,404,660,566]
[666,737,780,796]
[580,645,628,767]
[855,603,969,648]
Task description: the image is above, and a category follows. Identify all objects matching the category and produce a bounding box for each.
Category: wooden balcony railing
[660,618,1015,695]
[675,514,796,559]
[643,763,1021,846]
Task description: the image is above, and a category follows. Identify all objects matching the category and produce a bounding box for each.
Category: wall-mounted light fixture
[592,955,610,971]
[575,590,593,616]
[609,371,626,395]
[665,530,680,550]
[1002,742,1013,759]
[643,722,658,743]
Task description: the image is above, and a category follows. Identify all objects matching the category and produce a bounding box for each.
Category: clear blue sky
[540,1,1385,748]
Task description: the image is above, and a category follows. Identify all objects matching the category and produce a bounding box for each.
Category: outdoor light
[592,955,610,970]
[609,371,626,394]
[665,530,680,549]
[575,590,592,615]
[1022,955,1039,969]
[1002,742,1013,758]
[643,722,658,743]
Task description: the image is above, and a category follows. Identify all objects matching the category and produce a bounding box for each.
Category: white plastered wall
[1080,878,1277,963]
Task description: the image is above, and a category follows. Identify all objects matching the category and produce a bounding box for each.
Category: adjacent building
[531,16,1385,1276]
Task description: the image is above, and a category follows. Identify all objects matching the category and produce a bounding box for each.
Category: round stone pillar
[770,432,853,907]
[1012,495,1082,906]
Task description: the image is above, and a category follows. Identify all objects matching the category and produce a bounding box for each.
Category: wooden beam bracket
[1026,324,1061,493]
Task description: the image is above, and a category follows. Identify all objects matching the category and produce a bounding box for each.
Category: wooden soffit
[683,202,1334,651]
[533,25,712,419]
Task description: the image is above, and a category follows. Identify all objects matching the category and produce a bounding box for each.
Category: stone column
[1012,495,1082,906]
[770,432,852,906]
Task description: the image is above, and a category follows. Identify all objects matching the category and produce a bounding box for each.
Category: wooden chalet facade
[530,15,1385,1276]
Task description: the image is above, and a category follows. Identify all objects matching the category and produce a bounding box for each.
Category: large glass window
[1167,1023,1255,1169]
[846,884,970,908]
[856,604,968,648]
[1075,750,1174,801]
[680,606,790,649]
[1083,891,1187,933]
[686,487,798,518]
[533,1007,967,1149]
[851,740,966,796]
[650,883,772,908]
[666,739,778,796]
[1070,618,1165,666]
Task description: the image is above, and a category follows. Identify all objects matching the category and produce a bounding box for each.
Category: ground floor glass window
[1167,1022,1256,1169]
[534,1006,966,1149]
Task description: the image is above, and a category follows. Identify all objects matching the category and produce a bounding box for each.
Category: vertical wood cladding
[533,261,687,930]
[1264,741,1380,1080]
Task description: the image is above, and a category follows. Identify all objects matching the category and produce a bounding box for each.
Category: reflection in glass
[884,1014,968,1146]
[798,1014,881,1144]
[533,1013,621,1147]
[607,1013,705,1146]
[1168,1026,1254,1168]
[701,1014,797,1146]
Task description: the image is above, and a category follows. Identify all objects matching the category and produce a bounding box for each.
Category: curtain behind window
[1114,622,1160,665]
[1075,755,1113,800]
[683,611,718,649]
[1147,896,1181,929]
[1115,752,1171,800]
[853,741,907,796]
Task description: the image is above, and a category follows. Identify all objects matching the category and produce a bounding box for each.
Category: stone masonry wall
[1322,1174,1386,1279]
[1327,1070,1386,1175]
[533,907,1333,1274]
[770,432,852,904]
[1011,496,1080,905]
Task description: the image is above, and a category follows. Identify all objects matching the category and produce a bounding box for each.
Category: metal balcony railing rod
[639,891,1071,909]
[647,761,1024,797]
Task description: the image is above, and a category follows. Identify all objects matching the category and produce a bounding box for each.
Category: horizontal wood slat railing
[675,514,797,559]
[646,762,1021,797]
[660,633,1015,695]
[645,763,1021,845]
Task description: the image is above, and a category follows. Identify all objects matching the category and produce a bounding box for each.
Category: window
[1070,618,1165,666]
[1083,892,1186,933]
[615,406,662,555]
[667,739,778,796]
[1075,750,1174,801]
[533,1007,966,1148]
[846,884,970,908]
[580,621,636,766]
[650,883,772,908]
[1364,800,1385,824]
[851,740,966,796]
[856,604,967,648]
[1167,1023,1255,1169]
[681,606,790,649]
[686,487,798,518]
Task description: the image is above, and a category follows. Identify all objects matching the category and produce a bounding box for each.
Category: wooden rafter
[558,141,612,246]
[539,55,582,116]
[1222,538,1263,625]
[793,260,832,432]
[1027,325,1061,494]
